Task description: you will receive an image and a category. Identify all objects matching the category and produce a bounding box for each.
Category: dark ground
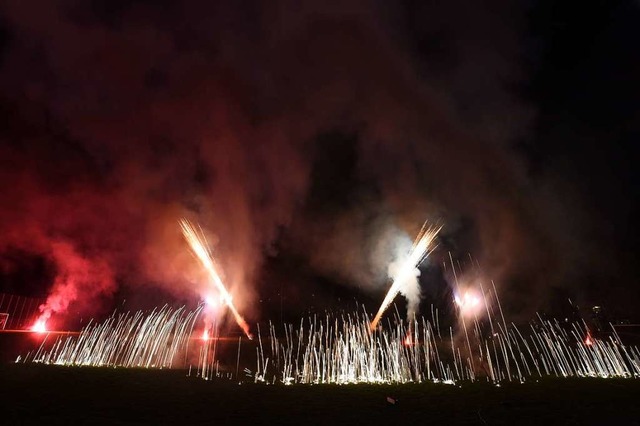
[1,363,639,426]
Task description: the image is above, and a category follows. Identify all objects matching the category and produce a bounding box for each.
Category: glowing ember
[31,319,47,333]
[585,335,593,346]
[180,219,252,339]
[203,329,210,341]
[370,222,441,331]
[403,334,414,346]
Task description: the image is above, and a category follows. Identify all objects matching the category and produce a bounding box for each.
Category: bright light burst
[31,320,47,333]
[180,219,252,339]
[454,289,483,318]
[370,222,442,331]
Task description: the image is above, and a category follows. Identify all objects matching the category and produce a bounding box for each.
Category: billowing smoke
[38,241,115,326]
[0,0,635,327]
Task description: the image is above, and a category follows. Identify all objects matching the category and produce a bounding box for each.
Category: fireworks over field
[0,3,638,424]
[16,220,640,386]
[22,297,640,385]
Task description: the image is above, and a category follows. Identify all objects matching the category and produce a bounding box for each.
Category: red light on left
[31,320,47,333]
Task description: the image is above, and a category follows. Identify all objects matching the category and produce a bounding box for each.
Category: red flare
[31,319,47,333]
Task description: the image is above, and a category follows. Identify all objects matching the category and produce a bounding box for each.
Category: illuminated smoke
[1,0,625,326]
[33,241,115,331]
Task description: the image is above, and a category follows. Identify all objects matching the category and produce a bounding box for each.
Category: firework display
[16,220,640,388]
[18,296,640,386]
[21,305,201,368]
[251,302,640,385]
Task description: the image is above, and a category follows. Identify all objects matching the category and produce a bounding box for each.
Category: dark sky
[0,0,638,325]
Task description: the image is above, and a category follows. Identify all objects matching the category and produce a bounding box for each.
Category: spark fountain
[21,305,202,368]
[249,299,640,385]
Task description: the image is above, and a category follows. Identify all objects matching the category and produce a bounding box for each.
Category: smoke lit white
[370,222,442,330]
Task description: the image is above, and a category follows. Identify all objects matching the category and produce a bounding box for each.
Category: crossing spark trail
[370,223,442,331]
[180,219,252,339]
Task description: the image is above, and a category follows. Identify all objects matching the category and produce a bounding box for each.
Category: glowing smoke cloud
[31,241,115,332]
[179,219,252,339]
[370,222,441,330]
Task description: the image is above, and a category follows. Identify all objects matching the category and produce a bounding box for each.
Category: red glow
[31,319,47,333]
[202,329,209,341]
[403,334,414,346]
[585,335,593,346]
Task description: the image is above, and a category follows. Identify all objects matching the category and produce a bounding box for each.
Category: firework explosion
[180,219,252,339]
[370,222,442,331]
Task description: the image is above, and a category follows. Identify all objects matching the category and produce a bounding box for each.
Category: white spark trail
[180,219,252,339]
[370,222,441,331]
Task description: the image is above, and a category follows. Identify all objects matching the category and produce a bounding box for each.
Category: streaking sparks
[370,222,442,331]
[180,219,253,339]
[23,305,202,368]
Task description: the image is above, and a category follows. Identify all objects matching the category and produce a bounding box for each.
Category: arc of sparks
[180,219,253,339]
[370,222,442,331]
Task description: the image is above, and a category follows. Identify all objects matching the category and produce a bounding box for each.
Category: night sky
[0,1,638,327]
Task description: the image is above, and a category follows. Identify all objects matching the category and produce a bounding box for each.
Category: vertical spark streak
[179,219,252,339]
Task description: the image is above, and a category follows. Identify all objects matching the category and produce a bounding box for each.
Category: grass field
[1,364,639,425]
